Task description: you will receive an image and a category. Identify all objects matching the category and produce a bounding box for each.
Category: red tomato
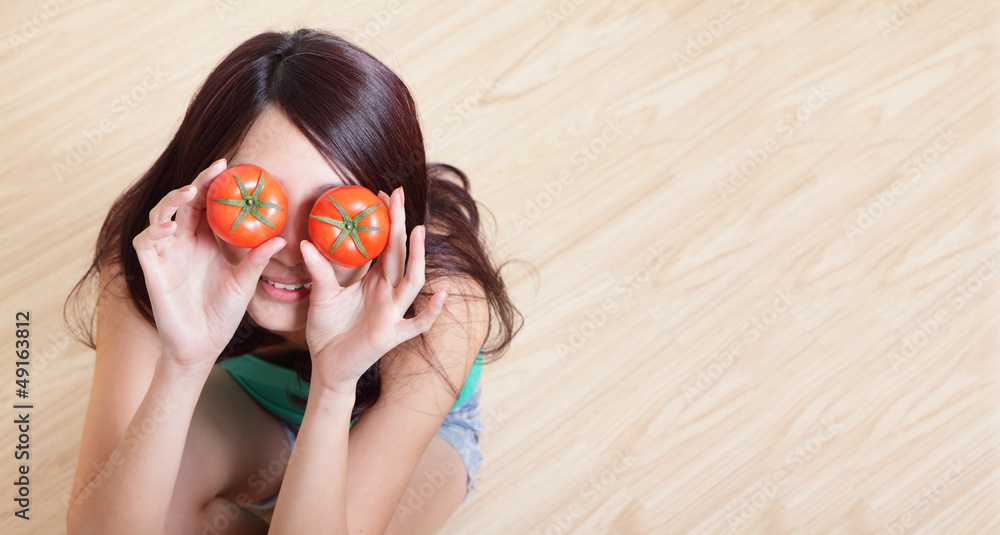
[308,185,390,267]
[206,164,288,248]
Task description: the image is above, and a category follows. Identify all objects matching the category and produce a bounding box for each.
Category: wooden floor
[1,0,998,533]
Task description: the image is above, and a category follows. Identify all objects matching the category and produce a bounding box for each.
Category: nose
[269,198,311,269]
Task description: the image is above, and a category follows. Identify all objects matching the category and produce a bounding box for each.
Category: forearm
[268,382,357,535]
[66,356,210,535]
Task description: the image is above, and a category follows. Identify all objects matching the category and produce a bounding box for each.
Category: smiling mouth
[261,277,312,290]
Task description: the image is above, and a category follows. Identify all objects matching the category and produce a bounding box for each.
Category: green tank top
[219,349,483,427]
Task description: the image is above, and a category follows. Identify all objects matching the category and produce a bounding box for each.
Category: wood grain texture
[0,0,997,533]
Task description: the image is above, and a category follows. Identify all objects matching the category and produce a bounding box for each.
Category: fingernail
[213,158,226,168]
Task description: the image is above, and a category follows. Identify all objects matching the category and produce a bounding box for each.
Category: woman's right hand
[132,158,285,373]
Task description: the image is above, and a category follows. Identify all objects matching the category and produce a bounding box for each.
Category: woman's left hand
[299,187,447,394]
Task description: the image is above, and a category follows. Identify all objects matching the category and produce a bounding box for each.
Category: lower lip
[258,277,311,302]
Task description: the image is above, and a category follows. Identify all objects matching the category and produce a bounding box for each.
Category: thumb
[233,237,285,290]
[300,240,342,302]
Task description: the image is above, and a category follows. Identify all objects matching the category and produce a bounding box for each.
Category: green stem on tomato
[211,170,284,231]
[309,198,385,259]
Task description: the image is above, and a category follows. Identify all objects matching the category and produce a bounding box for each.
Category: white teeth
[263,278,311,290]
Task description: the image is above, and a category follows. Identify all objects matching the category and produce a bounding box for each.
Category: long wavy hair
[64,28,523,421]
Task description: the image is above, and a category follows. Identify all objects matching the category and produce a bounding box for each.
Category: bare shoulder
[421,215,489,341]
[374,209,491,403]
[94,264,160,357]
[377,272,488,410]
[423,273,489,352]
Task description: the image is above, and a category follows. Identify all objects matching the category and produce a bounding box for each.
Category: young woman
[64,28,520,534]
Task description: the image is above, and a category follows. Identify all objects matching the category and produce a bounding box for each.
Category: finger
[382,187,406,286]
[375,190,392,276]
[146,220,177,241]
[188,158,229,212]
[397,290,447,342]
[131,229,159,279]
[396,225,427,306]
[149,185,198,227]
[232,236,286,293]
[132,226,158,258]
[300,240,342,303]
[132,218,178,256]
[177,158,228,237]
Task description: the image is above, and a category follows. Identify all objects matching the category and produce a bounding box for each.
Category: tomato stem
[310,197,385,259]
[211,170,284,232]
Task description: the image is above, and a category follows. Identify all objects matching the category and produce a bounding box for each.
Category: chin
[247,298,308,335]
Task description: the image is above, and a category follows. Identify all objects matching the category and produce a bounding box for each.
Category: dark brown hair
[64,28,523,420]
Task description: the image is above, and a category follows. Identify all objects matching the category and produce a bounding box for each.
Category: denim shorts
[245,385,484,510]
